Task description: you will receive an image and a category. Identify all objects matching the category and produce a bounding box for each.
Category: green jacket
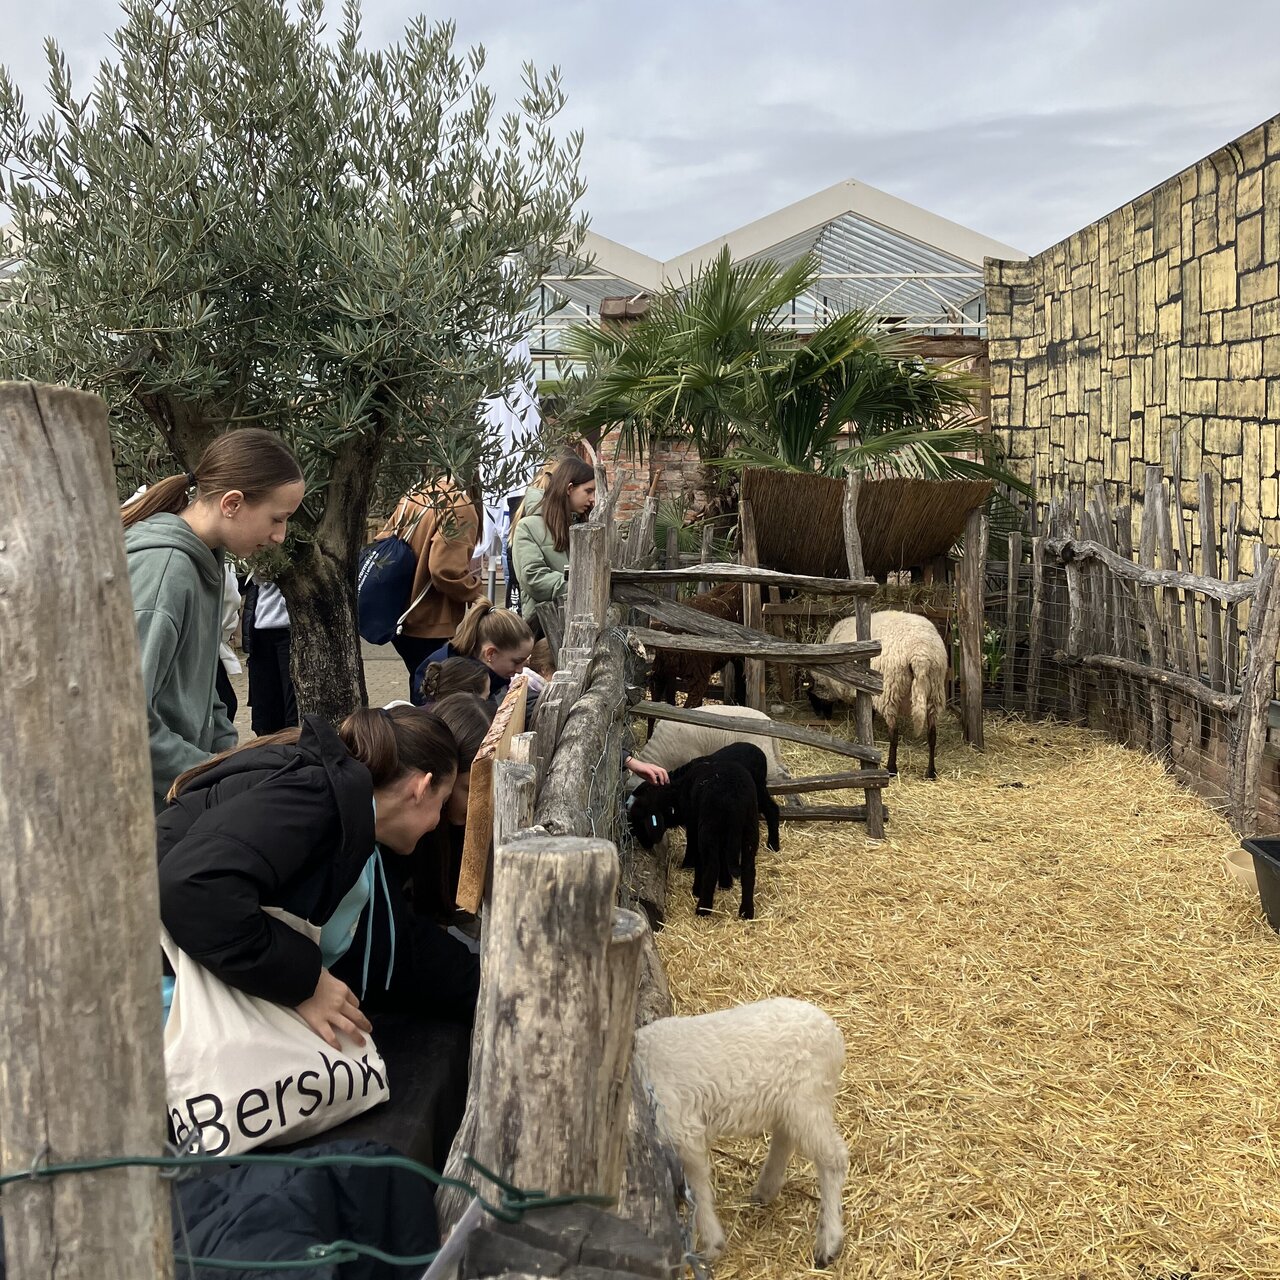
[511,508,569,620]
[125,513,238,807]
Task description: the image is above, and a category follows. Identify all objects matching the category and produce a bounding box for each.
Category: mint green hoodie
[124,513,238,807]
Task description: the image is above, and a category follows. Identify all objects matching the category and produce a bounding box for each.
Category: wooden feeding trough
[736,467,994,749]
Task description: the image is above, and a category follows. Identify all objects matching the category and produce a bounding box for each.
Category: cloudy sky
[3,0,1279,258]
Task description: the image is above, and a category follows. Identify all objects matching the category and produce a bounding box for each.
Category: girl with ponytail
[412,598,534,706]
[122,428,304,808]
[157,705,479,1047]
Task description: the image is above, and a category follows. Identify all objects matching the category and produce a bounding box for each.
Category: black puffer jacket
[156,716,376,1007]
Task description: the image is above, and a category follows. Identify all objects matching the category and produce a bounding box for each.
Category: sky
[2,0,1279,258]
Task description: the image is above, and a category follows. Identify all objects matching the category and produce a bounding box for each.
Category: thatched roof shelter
[739,468,993,579]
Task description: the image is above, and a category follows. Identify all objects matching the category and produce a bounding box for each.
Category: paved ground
[225,639,415,738]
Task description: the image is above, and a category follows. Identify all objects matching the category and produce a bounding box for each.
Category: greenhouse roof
[533,177,1026,363]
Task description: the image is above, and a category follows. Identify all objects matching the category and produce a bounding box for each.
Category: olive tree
[0,0,586,719]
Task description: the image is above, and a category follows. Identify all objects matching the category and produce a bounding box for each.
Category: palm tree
[557,246,1022,495]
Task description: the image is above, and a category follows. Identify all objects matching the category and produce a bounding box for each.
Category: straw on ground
[655,714,1279,1279]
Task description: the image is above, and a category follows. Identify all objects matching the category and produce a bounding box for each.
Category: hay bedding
[654,715,1280,1279]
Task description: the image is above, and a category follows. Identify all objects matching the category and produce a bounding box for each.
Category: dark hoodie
[156,716,375,1008]
[125,512,238,807]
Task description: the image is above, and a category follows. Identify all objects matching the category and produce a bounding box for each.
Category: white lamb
[632,997,848,1268]
[808,610,948,779]
[629,704,790,785]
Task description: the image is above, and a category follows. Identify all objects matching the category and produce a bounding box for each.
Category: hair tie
[185,471,197,487]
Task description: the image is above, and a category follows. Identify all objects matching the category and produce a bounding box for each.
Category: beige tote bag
[162,910,389,1156]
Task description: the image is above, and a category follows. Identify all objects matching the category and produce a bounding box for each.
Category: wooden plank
[535,600,566,667]
[1225,502,1241,689]
[1063,493,1085,722]
[612,563,878,595]
[1045,537,1257,603]
[1152,485,1188,675]
[776,804,889,823]
[633,701,882,765]
[958,506,988,746]
[1003,530,1022,711]
[1230,554,1280,834]
[844,471,888,835]
[697,522,716,595]
[768,586,796,700]
[1025,536,1045,716]
[0,384,174,1280]
[1137,469,1169,751]
[664,524,680,601]
[627,627,883,670]
[760,601,855,618]
[1169,433,1201,678]
[1052,650,1240,713]
[1200,473,1224,691]
[456,677,530,913]
[1112,504,1146,745]
[738,498,767,712]
[616,585,761,642]
[768,770,894,794]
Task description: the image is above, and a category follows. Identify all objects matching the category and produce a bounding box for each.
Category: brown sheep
[649,582,743,709]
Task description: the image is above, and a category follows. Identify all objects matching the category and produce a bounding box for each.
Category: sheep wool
[633,997,848,1268]
[810,609,948,778]
[631,704,790,782]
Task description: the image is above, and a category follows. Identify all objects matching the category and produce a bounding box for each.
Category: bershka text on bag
[170,1048,388,1155]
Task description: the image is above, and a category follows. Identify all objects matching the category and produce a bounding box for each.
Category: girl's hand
[626,757,669,786]
[295,968,372,1049]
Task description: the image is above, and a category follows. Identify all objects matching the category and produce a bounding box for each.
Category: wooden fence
[991,454,1280,835]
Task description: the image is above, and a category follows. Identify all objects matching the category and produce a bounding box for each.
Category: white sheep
[808,610,948,779]
[630,704,790,784]
[632,997,848,1268]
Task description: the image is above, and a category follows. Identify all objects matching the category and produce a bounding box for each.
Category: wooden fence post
[958,506,988,749]
[1025,536,1045,716]
[437,758,538,1232]
[842,472,886,837]
[567,521,611,630]
[1231,554,1280,834]
[1003,531,1022,711]
[463,835,646,1207]
[0,383,173,1280]
[739,498,767,712]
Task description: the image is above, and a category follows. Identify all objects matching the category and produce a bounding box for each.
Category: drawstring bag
[356,507,429,646]
[163,909,390,1157]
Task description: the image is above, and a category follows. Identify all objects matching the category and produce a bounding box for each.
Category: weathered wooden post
[0,383,174,1279]
[567,519,611,629]
[842,472,886,837]
[1230,552,1280,834]
[958,505,989,749]
[445,835,646,1225]
[437,758,539,1231]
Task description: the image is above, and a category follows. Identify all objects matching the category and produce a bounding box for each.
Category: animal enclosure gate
[990,459,1280,834]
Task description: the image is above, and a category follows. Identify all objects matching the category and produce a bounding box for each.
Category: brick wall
[986,113,1280,560]
[597,430,712,525]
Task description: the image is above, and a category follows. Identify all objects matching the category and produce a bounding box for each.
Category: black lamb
[626,742,781,854]
[625,743,781,920]
[685,760,760,918]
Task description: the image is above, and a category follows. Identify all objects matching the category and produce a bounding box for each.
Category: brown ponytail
[123,428,302,530]
[418,656,490,703]
[167,706,459,801]
[452,599,534,659]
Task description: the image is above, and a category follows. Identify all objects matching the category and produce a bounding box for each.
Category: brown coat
[378,480,483,640]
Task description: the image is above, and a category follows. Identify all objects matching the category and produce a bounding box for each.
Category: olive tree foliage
[0,0,586,719]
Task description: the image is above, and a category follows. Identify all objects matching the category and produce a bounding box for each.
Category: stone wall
[986,113,1280,561]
